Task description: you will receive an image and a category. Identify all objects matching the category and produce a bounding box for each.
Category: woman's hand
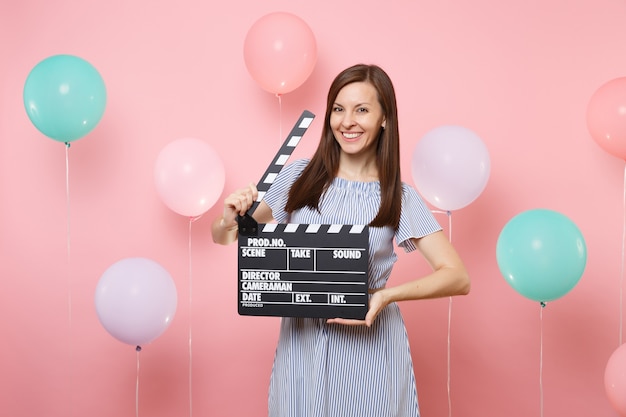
[221,182,258,225]
[326,290,388,327]
[212,182,258,245]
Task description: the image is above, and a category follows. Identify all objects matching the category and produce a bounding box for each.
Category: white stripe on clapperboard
[252,113,313,204]
[257,143,300,202]
[299,117,314,128]
[260,224,366,233]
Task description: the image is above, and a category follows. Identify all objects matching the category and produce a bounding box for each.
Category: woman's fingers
[225,183,258,217]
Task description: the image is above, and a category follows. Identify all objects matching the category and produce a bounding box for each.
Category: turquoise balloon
[23,54,106,143]
[496,209,587,303]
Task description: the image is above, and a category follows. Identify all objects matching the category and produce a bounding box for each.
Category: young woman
[212,64,470,417]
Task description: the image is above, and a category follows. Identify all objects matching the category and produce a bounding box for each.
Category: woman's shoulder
[269,158,310,190]
[400,182,431,208]
[400,181,419,198]
[289,158,310,169]
[281,158,310,177]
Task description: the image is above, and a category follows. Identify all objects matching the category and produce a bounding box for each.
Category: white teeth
[344,133,360,139]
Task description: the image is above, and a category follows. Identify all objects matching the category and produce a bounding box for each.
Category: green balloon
[496,209,587,303]
[23,54,107,143]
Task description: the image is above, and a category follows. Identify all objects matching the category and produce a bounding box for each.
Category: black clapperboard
[237,110,369,319]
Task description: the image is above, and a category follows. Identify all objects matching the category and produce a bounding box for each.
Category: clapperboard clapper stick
[236,110,370,319]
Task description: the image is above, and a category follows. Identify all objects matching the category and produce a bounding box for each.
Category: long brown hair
[284,64,403,229]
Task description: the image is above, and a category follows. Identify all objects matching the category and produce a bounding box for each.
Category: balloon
[411,125,490,211]
[496,209,587,303]
[243,12,317,95]
[605,343,626,416]
[154,138,225,218]
[587,77,626,160]
[23,54,107,143]
[95,258,177,347]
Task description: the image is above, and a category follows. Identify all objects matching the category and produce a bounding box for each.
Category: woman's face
[330,81,386,157]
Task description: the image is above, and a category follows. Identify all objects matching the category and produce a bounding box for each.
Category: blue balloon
[496,209,587,303]
[23,54,107,143]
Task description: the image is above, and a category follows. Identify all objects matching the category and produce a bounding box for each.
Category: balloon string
[65,142,72,265]
[446,211,452,417]
[65,142,74,417]
[618,165,626,347]
[136,347,141,417]
[432,209,453,417]
[539,301,546,417]
[446,296,452,417]
[188,218,195,417]
[277,93,283,146]
[65,143,72,321]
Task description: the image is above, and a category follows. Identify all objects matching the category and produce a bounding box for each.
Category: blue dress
[263,159,442,417]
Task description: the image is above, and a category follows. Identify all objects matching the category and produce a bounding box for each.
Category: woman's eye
[357,107,368,113]
[332,107,343,112]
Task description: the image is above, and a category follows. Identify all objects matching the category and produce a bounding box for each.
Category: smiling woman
[212,64,470,417]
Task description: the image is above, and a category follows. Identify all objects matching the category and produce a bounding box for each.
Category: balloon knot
[65,142,71,148]
[190,215,202,223]
[540,301,547,308]
[136,345,142,352]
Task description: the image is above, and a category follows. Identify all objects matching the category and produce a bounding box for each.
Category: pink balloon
[587,77,626,160]
[243,12,317,95]
[95,258,177,347]
[412,125,490,211]
[154,138,225,218]
[605,343,626,415]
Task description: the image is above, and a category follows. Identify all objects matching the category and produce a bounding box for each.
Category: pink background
[2,0,626,416]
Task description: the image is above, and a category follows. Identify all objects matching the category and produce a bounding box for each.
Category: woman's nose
[341,113,356,127]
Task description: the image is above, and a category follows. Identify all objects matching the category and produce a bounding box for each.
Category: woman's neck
[337,153,379,182]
